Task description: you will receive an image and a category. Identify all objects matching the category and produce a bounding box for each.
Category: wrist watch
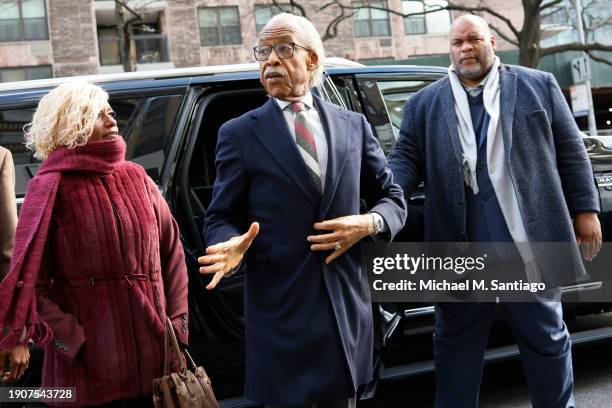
[370,212,385,236]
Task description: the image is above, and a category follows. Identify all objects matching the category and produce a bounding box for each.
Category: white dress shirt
[275,92,328,190]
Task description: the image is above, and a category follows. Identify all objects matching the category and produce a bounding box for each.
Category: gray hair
[256,13,326,88]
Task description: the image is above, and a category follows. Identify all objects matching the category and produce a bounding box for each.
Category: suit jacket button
[63,345,69,352]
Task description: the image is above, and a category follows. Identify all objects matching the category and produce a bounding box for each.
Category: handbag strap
[163,316,186,376]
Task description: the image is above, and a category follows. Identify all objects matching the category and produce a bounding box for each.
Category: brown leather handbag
[152,317,219,408]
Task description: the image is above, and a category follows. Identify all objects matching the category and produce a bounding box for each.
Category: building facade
[0,0,610,131]
[0,0,525,79]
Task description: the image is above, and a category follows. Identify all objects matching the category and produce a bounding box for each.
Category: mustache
[264,70,284,78]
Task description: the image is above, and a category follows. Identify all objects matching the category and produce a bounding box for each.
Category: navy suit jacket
[388,65,599,287]
[204,95,406,405]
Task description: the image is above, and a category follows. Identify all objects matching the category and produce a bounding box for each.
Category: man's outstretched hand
[199,222,260,290]
[308,214,374,264]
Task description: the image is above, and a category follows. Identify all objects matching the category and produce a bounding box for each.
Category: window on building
[0,0,48,42]
[353,1,391,37]
[403,1,426,34]
[98,27,121,66]
[254,4,296,33]
[97,24,169,66]
[198,7,241,46]
[402,0,450,35]
[0,65,52,83]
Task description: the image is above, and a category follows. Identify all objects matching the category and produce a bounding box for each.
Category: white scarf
[448,57,540,282]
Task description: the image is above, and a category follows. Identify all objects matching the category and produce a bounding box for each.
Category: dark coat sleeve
[35,247,86,362]
[359,114,407,239]
[203,121,249,246]
[387,97,425,201]
[147,177,189,346]
[547,73,600,215]
[0,148,17,280]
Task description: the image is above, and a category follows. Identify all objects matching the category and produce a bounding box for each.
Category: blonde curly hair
[24,81,110,160]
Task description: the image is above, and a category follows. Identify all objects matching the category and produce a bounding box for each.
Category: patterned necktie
[289,102,321,192]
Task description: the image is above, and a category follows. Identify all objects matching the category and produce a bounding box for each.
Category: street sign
[571,56,591,84]
[570,84,589,117]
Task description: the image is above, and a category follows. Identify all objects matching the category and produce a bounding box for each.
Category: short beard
[457,61,486,80]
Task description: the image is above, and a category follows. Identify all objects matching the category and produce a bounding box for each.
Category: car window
[330,75,364,113]
[0,107,37,198]
[116,94,183,181]
[376,80,435,136]
[0,94,183,198]
[355,78,396,155]
[321,75,345,108]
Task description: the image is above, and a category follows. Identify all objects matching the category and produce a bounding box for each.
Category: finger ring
[334,241,341,250]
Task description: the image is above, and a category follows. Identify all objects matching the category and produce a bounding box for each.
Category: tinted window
[0,107,37,198]
[355,78,396,154]
[330,75,365,114]
[376,80,435,135]
[115,94,183,181]
[0,94,183,197]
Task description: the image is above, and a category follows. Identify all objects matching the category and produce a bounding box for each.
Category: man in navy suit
[388,15,601,408]
[199,13,406,408]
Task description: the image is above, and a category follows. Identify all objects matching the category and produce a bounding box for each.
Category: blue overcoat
[204,95,406,405]
[388,64,600,287]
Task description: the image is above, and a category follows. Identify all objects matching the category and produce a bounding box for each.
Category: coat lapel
[499,66,517,161]
[251,98,320,210]
[440,81,464,170]
[314,95,349,218]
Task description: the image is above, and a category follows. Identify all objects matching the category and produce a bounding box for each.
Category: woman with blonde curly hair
[0,81,188,407]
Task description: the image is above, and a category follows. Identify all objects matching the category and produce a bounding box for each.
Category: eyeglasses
[253,43,311,61]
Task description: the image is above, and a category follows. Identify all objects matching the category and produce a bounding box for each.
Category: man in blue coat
[388,14,601,408]
[199,13,406,408]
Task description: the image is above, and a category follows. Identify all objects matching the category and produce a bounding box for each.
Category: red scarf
[0,137,129,349]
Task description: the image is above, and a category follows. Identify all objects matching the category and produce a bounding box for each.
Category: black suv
[1,59,611,405]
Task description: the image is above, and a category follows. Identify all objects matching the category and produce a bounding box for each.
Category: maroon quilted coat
[1,137,188,406]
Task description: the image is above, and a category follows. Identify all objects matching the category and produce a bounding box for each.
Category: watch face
[375,217,383,234]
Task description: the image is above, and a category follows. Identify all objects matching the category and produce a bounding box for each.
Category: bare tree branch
[263,0,610,68]
[115,0,144,20]
[333,0,522,40]
[541,42,612,56]
[316,1,358,41]
[270,0,307,17]
[587,51,612,66]
[488,21,521,46]
[288,0,307,17]
[588,17,612,31]
[540,0,565,12]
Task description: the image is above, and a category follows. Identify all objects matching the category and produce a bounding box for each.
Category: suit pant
[266,396,356,408]
[433,300,574,408]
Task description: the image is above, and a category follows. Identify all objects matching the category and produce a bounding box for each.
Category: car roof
[0,57,364,93]
[0,57,447,94]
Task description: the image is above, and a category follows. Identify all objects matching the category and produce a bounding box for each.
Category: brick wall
[166,0,202,67]
[48,0,99,77]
